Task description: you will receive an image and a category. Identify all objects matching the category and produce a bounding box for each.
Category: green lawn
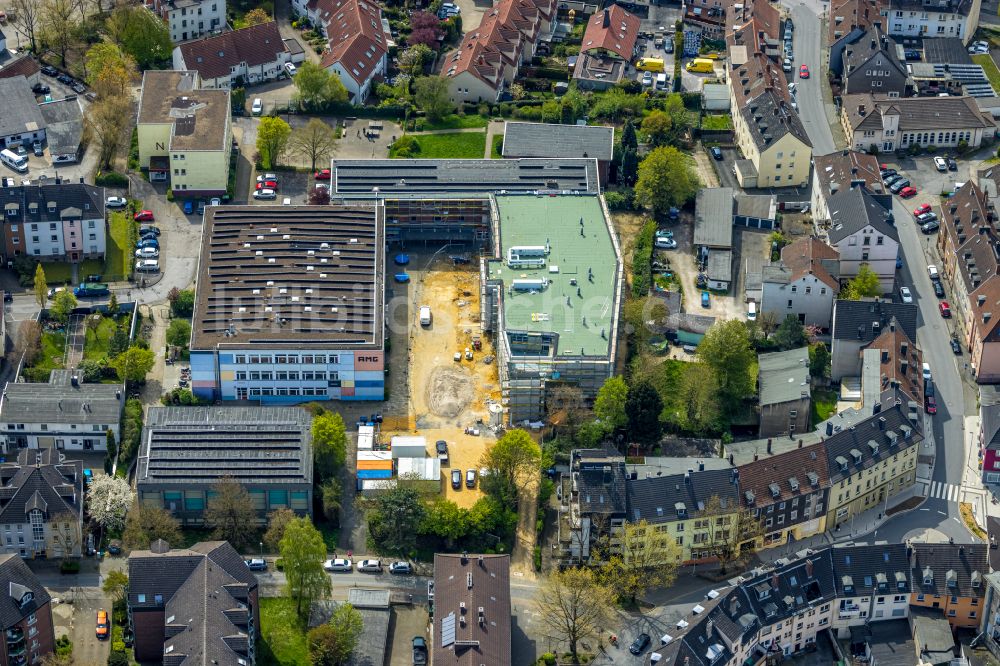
[973,54,1000,93]
[40,262,73,284]
[83,317,118,361]
[701,114,733,130]
[391,131,487,159]
[258,598,310,666]
[811,388,838,428]
[107,212,134,281]
[24,331,66,381]
[411,114,489,131]
[491,134,504,158]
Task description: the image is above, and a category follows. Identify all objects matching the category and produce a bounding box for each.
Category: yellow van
[686,58,715,73]
[636,57,665,73]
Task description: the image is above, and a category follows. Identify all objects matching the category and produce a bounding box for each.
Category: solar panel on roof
[441,612,456,647]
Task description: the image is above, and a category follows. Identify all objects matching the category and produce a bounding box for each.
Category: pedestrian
[348,549,353,558]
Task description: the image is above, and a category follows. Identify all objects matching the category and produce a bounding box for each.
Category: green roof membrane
[490,196,619,358]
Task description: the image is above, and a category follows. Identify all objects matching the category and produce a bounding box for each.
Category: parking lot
[387,605,430,666]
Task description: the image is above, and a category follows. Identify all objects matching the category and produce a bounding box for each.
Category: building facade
[842,94,995,153]
[882,0,981,42]
[172,21,294,89]
[0,449,83,560]
[0,554,55,666]
[0,180,106,262]
[830,299,919,381]
[811,150,883,226]
[760,237,840,330]
[840,27,909,96]
[831,543,912,638]
[826,186,898,291]
[757,347,812,438]
[148,0,226,43]
[909,542,989,629]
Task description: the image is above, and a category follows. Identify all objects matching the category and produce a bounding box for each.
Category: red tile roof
[580,5,639,60]
[177,21,288,81]
[780,237,840,291]
[0,54,40,81]
[829,0,883,44]
[864,322,924,405]
[315,0,388,85]
[737,442,830,507]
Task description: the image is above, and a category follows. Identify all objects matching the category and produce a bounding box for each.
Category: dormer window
[972,571,982,588]
[923,567,934,586]
[850,448,863,464]
[769,483,781,499]
[867,440,879,455]
[836,456,848,472]
[876,573,887,591]
[788,477,799,492]
[896,571,907,590]
[675,502,687,518]
[47,202,56,214]
[842,575,854,594]
[946,570,957,588]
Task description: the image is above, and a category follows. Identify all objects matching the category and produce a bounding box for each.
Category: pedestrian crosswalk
[927,481,961,503]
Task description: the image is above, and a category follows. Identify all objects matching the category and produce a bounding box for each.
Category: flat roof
[137,70,230,151]
[331,158,600,195]
[695,188,734,248]
[192,205,384,350]
[502,122,614,161]
[488,195,620,358]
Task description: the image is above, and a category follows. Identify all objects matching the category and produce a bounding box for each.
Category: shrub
[95,171,129,187]
[538,653,557,666]
[513,105,543,121]
[60,560,80,573]
[631,220,656,297]
[108,651,128,666]
[604,191,630,210]
[275,557,285,570]
[533,545,541,571]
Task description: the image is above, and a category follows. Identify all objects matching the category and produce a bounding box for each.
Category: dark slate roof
[627,467,740,524]
[843,27,904,77]
[911,542,989,599]
[739,89,811,152]
[695,188,734,248]
[0,448,82,524]
[822,403,922,484]
[37,97,83,158]
[0,181,105,225]
[981,385,1000,451]
[827,186,897,244]
[0,75,45,139]
[741,548,837,624]
[570,449,627,516]
[432,554,511,666]
[0,554,51,630]
[502,122,615,161]
[853,619,918,666]
[831,543,911,597]
[922,37,972,66]
[832,298,918,341]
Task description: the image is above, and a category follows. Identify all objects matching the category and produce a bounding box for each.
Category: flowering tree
[408,12,443,49]
[87,475,134,531]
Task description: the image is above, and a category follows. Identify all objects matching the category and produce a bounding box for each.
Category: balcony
[7,641,26,657]
[5,627,23,642]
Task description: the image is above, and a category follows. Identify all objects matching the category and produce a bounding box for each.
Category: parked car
[922,362,932,380]
[135,246,159,259]
[641,71,653,86]
[782,58,792,72]
[947,157,958,171]
[466,469,477,488]
[934,156,948,172]
[630,633,651,655]
[136,239,159,250]
[969,40,990,54]
[883,173,902,186]
[323,558,352,572]
[412,637,428,666]
[256,173,278,183]
[41,64,58,76]
[905,49,921,60]
[253,188,277,200]
[916,211,937,224]
[32,83,49,95]
[106,196,127,208]
[951,338,963,354]
[183,200,193,214]
[939,301,951,317]
[140,225,161,237]
[881,168,897,179]
[56,73,72,84]
[389,561,413,575]
[913,203,931,217]
[655,237,677,249]
[900,186,917,198]
[315,168,332,180]
[436,439,449,462]
[701,291,710,308]
[210,197,222,206]
[256,180,278,190]
[889,179,910,194]
[245,558,267,571]
[451,469,462,489]
[933,280,945,298]
[925,394,937,414]
[134,210,154,222]
[358,559,382,573]
[96,610,110,640]
[71,81,86,94]
[899,286,913,303]
[710,146,723,160]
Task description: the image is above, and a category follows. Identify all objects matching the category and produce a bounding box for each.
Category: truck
[686,58,715,73]
[73,283,109,298]
[635,57,665,72]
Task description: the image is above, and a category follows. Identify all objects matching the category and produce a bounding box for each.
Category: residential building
[684,0,727,41]
[757,347,811,438]
[978,385,1000,483]
[431,553,511,666]
[979,570,1000,661]
[848,619,920,666]
[441,0,557,104]
[0,180,106,262]
[136,70,232,197]
[841,94,996,153]
[172,22,295,89]
[0,76,45,151]
[909,542,989,629]
[811,150,883,226]
[831,298,918,381]
[147,0,226,43]
[736,441,830,548]
[823,402,921,532]
[862,317,925,408]
[831,543,912,637]
[0,29,41,87]
[136,406,313,525]
[572,5,640,90]
[0,554,55,666]
[936,180,1000,382]
[501,122,614,185]
[190,205,385,403]
[37,98,83,164]
[826,185,898,290]
[882,0,981,43]
[760,237,840,330]
[840,26,909,96]
[0,371,121,454]
[910,607,968,665]
[0,449,83,559]
[829,0,884,75]
[127,540,259,664]
[556,449,627,564]
[732,88,812,188]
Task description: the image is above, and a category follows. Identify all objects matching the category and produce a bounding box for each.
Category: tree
[102,570,129,604]
[290,118,338,172]
[169,289,195,317]
[12,319,42,367]
[122,503,182,551]
[262,508,297,553]
[596,520,683,603]
[634,146,700,215]
[244,7,271,25]
[773,314,808,351]
[87,475,134,531]
[165,319,191,348]
[280,517,331,618]
[594,376,628,433]
[40,0,79,67]
[8,0,41,53]
[204,477,257,548]
[535,567,614,662]
[308,604,363,666]
[108,293,119,316]
[697,319,756,407]
[110,346,155,383]
[293,62,349,109]
[87,95,132,169]
[621,118,638,152]
[49,289,77,324]
[309,186,331,205]
[420,499,470,547]
[312,411,347,482]
[413,76,453,122]
[698,495,764,574]
[479,429,541,507]
[319,477,343,525]
[34,264,47,308]
[106,4,172,69]
[546,384,588,430]
[408,11,443,48]
[677,362,721,433]
[363,485,426,555]
[809,342,831,379]
[399,44,432,77]
[85,42,138,98]
[841,264,882,300]
[758,310,779,339]
[663,93,692,142]
[625,379,663,445]
[641,110,672,147]
[256,116,292,170]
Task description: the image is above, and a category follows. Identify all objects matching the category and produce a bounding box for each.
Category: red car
[925,395,937,414]
[314,169,331,180]
[799,64,810,78]
[900,186,917,198]
[134,210,154,222]
[255,180,278,190]
[939,301,951,317]
[913,203,931,217]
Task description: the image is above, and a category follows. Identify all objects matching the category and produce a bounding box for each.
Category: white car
[782,58,792,72]
[256,173,278,183]
[357,559,382,572]
[106,196,127,208]
[253,188,277,200]
[922,362,932,380]
[323,558,352,572]
[284,62,297,77]
[969,40,990,54]
[210,197,222,206]
[899,286,913,303]
[654,237,677,249]
[641,71,653,86]
[135,246,159,259]
[933,156,948,172]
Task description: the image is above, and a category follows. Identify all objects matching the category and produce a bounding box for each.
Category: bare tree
[536,567,615,662]
[204,477,257,549]
[8,0,41,53]
[41,0,80,67]
[698,495,764,574]
[49,511,81,559]
[594,519,683,603]
[10,319,42,367]
[289,118,338,172]
[85,95,131,169]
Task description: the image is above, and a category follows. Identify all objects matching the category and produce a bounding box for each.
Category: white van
[419,305,432,326]
[251,98,263,115]
[747,301,757,321]
[655,73,668,90]
[0,148,28,173]
[135,259,160,273]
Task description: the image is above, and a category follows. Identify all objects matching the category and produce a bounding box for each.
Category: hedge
[95,171,129,188]
[631,221,656,297]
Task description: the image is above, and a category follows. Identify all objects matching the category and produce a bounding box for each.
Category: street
[790,3,836,155]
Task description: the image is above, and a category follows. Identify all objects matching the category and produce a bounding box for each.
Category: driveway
[452,0,490,32]
[709,147,740,189]
[275,0,321,64]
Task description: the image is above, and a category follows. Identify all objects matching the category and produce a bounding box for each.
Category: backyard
[811,388,838,427]
[258,598,309,666]
[83,316,119,362]
[390,131,487,158]
[107,212,135,281]
[22,329,67,382]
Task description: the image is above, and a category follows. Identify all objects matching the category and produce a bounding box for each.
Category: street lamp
[259,541,263,557]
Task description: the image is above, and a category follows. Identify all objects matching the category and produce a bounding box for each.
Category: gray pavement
[790,4,836,155]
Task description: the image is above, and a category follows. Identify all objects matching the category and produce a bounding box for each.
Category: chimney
[771,573,780,589]
[767,439,772,454]
[706,618,715,638]
[729,453,735,465]
[805,558,814,578]
[730,596,739,615]
[698,461,705,472]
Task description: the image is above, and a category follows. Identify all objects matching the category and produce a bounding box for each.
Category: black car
[880,168,897,178]
[933,280,945,298]
[889,179,911,194]
[140,225,161,236]
[57,73,73,84]
[412,637,428,666]
[710,146,723,160]
[451,469,461,489]
[32,83,50,95]
[883,173,902,186]
[71,82,87,94]
[40,64,58,76]
[630,633,651,655]
[951,338,963,354]
[947,157,958,171]
[665,40,674,53]
[921,220,940,234]
[2,291,11,303]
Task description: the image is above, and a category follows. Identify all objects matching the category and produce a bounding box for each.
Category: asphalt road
[790,4,836,156]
